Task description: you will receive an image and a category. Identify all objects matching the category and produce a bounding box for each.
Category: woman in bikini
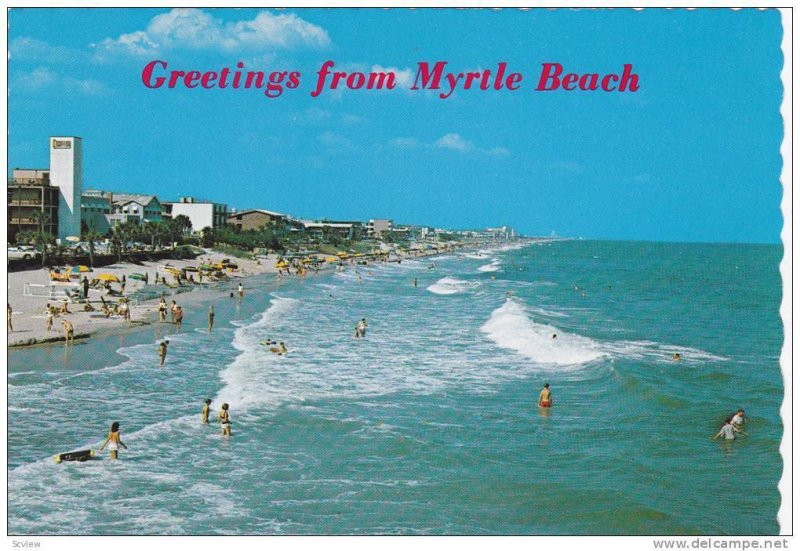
[219,403,232,436]
[98,421,128,459]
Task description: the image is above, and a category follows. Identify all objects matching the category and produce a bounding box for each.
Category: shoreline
[7,242,514,349]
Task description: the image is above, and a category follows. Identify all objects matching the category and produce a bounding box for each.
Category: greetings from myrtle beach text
[141,60,640,99]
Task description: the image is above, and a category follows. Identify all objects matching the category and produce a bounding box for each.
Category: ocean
[7,240,784,535]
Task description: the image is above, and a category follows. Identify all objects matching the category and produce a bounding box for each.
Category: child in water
[201,399,212,424]
[98,421,128,459]
[219,403,232,436]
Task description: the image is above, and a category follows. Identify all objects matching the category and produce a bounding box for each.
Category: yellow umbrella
[98,273,120,282]
[70,265,92,273]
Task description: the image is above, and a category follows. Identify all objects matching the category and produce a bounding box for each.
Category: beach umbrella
[70,265,92,273]
[128,273,147,281]
[98,273,120,282]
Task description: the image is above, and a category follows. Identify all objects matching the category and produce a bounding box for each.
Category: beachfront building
[50,136,83,241]
[162,196,228,233]
[81,190,113,235]
[7,169,59,243]
[366,219,393,239]
[111,194,163,224]
[300,220,362,240]
[227,209,287,231]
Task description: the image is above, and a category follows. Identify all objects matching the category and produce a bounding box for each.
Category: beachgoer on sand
[7,303,13,333]
[62,319,74,345]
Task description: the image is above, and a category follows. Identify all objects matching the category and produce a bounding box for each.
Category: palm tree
[82,227,102,268]
[30,210,52,267]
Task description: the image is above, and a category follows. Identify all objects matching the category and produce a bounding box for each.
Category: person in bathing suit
[219,403,232,436]
[538,383,552,408]
[98,421,128,459]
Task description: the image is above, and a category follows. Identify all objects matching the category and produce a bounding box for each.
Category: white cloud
[95,8,330,58]
[370,65,414,89]
[9,37,86,64]
[435,133,474,152]
[14,67,107,95]
[390,133,509,157]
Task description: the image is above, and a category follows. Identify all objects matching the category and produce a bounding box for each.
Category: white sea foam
[426,277,480,295]
[481,299,606,367]
[477,259,502,273]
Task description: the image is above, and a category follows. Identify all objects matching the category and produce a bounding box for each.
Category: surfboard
[55,449,94,463]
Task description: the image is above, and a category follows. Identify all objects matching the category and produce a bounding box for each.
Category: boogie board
[55,449,94,463]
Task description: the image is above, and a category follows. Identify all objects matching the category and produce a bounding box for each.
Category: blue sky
[8,8,784,243]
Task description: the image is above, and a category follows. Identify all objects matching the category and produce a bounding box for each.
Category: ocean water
[7,240,784,535]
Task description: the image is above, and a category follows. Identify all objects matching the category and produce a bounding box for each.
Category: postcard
[5,6,790,545]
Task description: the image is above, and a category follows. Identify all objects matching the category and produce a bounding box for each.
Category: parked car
[71,241,111,255]
[8,245,41,261]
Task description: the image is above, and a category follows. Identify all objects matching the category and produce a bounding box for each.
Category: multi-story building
[162,197,228,233]
[227,209,287,231]
[366,219,393,239]
[81,190,113,235]
[49,136,83,241]
[7,168,59,243]
[111,194,163,223]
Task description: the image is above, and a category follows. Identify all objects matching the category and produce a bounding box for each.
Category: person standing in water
[219,403,232,436]
[158,297,168,323]
[237,283,244,299]
[538,383,552,408]
[201,399,212,424]
[98,421,128,459]
[62,319,74,345]
[208,306,215,332]
[730,408,746,428]
[158,340,169,366]
[713,418,746,440]
[174,305,184,332]
[358,318,367,338]
[413,278,417,288]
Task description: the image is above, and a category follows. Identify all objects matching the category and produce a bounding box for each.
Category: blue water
[7,240,784,534]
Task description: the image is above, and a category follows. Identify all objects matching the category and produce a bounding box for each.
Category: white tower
[49,136,83,241]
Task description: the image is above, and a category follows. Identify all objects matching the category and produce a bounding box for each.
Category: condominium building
[7,169,59,242]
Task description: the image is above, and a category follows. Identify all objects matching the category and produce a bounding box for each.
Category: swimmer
[238,283,244,299]
[552,333,557,339]
[201,399,212,424]
[673,353,681,362]
[713,418,746,440]
[357,318,367,338]
[158,340,169,366]
[260,338,276,346]
[219,403,232,436]
[98,421,128,459]
[730,408,745,427]
[538,383,552,408]
[208,305,215,332]
[279,341,288,355]
[413,278,417,288]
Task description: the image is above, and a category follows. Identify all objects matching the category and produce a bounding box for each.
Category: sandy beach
[7,247,461,347]
[6,250,279,347]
